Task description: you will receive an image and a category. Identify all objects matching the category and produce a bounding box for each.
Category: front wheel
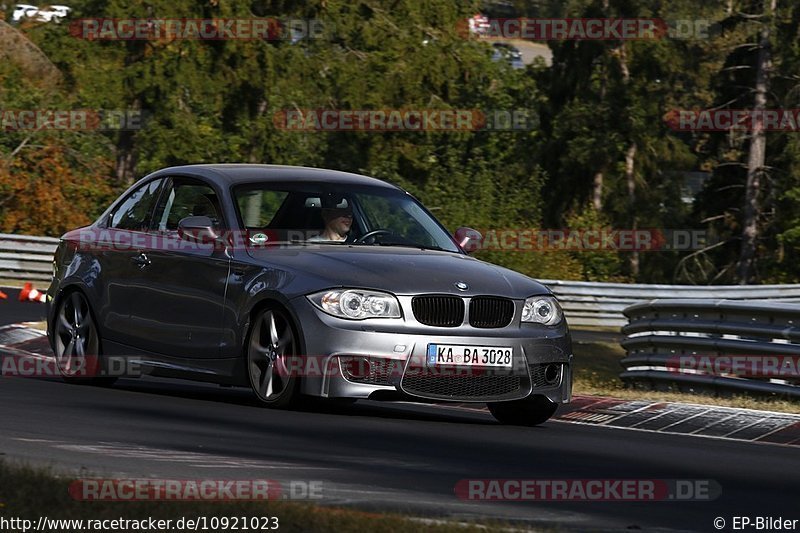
[246,306,300,408]
[488,395,558,426]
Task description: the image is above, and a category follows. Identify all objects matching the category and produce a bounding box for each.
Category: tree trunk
[592,172,603,210]
[625,142,638,278]
[737,0,775,284]
[615,41,637,278]
[114,129,137,187]
[247,99,269,164]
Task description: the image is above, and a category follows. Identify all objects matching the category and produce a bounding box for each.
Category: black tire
[488,395,558,426]
[53,290,117,386]
[246,305,300,408]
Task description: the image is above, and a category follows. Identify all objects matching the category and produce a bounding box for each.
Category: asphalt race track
[1,294,798,531]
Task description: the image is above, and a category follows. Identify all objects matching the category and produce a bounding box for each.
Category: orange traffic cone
[19,282,46,303]
[0,290,6,299]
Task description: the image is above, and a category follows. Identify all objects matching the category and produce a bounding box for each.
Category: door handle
[131,252,151,268]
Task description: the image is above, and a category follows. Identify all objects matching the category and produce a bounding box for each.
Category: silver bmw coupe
[47,165,572,425]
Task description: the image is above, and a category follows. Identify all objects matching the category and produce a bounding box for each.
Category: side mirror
[178,216,220,244]
[454,227,482,254]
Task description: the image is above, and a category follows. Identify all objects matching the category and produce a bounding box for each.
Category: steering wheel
[354,229,394,244]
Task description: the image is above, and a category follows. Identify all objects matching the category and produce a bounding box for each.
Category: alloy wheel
[247,307,299,406]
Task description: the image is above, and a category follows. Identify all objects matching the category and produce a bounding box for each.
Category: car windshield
[233,181,461,252]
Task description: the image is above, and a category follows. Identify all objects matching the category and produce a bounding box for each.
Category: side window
[155,180,223,232]
[237,190,289,228]
[109,179,162,231]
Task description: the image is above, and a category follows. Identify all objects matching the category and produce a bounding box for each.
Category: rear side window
[155,182,223,231]
[237,190,289,228]
[109,179,162,231]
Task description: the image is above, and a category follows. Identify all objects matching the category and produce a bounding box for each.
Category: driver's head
[320,196,352,238]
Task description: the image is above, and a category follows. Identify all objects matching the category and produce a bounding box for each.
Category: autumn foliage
[0,142,114,236]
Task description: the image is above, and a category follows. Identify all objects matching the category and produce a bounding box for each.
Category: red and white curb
[553,396,800,446]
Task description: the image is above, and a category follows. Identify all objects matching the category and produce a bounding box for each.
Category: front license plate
[426,344,513,368]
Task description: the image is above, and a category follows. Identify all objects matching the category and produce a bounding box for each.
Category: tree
[737,0,776,283]
[688,0,799,284]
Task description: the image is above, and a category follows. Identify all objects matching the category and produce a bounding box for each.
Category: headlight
[307,289,401,320]
[521,295,562,325]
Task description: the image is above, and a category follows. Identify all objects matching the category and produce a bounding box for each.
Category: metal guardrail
[541,279,800,328]
[620,299,800,397]
[0,234,58,282]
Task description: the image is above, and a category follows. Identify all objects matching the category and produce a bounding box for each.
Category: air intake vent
[401,368,524,401]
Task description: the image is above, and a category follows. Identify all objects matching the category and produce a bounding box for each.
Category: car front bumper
[290,296,573,404]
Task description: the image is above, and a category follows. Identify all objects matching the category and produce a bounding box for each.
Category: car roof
[148,164,402,190]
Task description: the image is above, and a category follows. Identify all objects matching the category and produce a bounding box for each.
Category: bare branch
[700,214,729,223]
[721,65,753,72]
[6,135,32,161]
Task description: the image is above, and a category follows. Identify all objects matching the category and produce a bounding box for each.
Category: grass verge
[572,340,799,414]
[0,461,509,533]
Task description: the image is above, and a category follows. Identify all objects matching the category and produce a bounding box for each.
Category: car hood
[245,245,550,298]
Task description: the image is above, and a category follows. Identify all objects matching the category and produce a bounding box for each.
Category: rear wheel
[53,291,116,386]
[246,306,300,408]
[488,395,558,426]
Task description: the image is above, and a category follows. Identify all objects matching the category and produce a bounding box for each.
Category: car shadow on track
[8,356,499,426]
[102,377,500,425]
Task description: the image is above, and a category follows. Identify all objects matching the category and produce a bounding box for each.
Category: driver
[309,196,353,242]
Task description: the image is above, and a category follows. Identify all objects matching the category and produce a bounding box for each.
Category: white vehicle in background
[34,4,70,22]
[11,3,70,23]
[12,3,38,22]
